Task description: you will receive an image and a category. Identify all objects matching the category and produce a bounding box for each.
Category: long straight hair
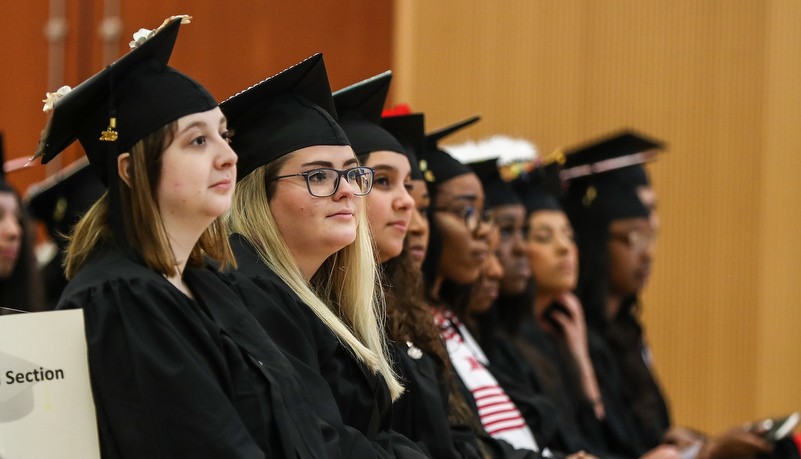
[65,122,235,279]
[226,160,403,400]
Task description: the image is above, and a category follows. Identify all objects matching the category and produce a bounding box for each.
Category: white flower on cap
[42,85,72,113]
[478,135,538,166]
[129,15,191,49]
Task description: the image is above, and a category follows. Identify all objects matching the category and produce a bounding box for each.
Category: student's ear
[117,153,132,188]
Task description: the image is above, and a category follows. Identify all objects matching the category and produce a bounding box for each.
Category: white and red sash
[433,309,541,452]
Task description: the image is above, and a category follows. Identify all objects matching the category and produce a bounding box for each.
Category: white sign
[0,309,100,458]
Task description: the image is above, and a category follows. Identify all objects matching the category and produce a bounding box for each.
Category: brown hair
[383,251,491,455]
[65,122,235,279]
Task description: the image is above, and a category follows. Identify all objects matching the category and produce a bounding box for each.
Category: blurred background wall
[1,0,799,434]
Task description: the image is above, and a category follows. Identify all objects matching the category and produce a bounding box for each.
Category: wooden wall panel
[394,0,798,433]
[757,0,801,419]
[1,0,393,193]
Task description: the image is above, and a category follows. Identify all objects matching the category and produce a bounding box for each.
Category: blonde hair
[65,122,235,279]
[226,160,404,400]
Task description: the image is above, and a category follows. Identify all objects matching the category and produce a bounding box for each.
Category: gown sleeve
[59,276,268,459]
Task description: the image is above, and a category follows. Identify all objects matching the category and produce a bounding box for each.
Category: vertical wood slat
[1,1,394,192]
[394,0,798,433]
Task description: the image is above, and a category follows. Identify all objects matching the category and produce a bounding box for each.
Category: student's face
[527,210,578,296]
[157,107,237,227]
[363,151,414,262]
[405,179,430,270]
[494,204,531,296]
[469,226,503,314]
[433,173,491,285]
[608,217,654,296]
[0,192,22,279]
[269,145,363,263]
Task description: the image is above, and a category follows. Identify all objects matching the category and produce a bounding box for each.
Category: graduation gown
[56,244,331,458]
[390,341,485,459]
[228,233,427,459]
[482,308,638,459]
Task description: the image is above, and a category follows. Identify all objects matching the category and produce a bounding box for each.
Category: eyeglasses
[610,229,656,252]
[433,205,494,234]
[270,166,375,197]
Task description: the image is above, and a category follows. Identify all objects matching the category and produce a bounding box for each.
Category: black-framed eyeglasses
[270,166,375,197]
[433,205,494,234]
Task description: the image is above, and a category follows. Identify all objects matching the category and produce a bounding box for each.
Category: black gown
[56,244,333,458]
[228,233,428,459]
[389,341,485,459]
[478,309,633,459]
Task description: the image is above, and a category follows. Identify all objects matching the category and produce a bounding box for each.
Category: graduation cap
[25,157,105,243]
[333,71,405,158]
[221,53,350,182]
[443,139,521,209]
[561,136,656,225]
[380,111,426,181]
[32,17,217,187]
[560,129,665,186]
[513,161,564,216]
[420,115,480,185]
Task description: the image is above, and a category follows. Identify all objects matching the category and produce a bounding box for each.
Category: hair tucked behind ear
[226,161,404,400]
[65,122,235,279]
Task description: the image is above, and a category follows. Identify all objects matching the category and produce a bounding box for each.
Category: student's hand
[550,292,589,360]
[663,427,706,450]
[703,426,773,459]
[640,444,681,459]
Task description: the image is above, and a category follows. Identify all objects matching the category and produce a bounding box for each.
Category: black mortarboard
[333,71,405,158]
[221,54,350,182]
[420,115,480,186]
[0,133,11,192]
[560,129,665,187]
[560,129,664,223]
[25,157,105,243]
[442,139,522,209]
[33,17,217,186]
[380,113,426,181]
[513,162,564,216]
[467,159,521,209]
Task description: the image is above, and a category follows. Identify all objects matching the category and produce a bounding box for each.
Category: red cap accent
[382,103,413,117]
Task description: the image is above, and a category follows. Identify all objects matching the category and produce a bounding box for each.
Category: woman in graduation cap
[334,83,481,458]
[223,56,427,458]
[366,102,550,459]
[563,132,786,459]
[42,17,333,458]
[0,133,44,314]
[416,117,557,456]
[442,139,604,459]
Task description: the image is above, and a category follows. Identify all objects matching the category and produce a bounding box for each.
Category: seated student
[444,141,601,459]
[378,106,552,459]
[336,81,479,458]
[25,157,104,309]
[418,116,554,456]
[223,55,427,458]
[0,133,44,313]
[565,132,771,458]
[42,17,332,457]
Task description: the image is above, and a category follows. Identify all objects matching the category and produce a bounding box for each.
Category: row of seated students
[1,15,798,459]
